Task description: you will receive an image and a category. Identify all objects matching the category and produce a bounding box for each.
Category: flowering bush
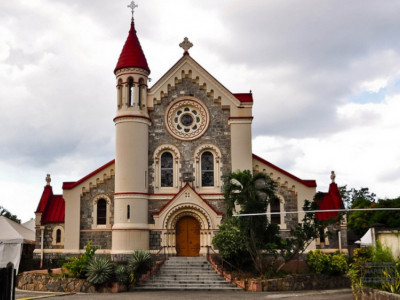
[62,241,98,278]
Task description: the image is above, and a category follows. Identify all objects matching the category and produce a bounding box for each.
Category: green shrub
[306,250,348,275]
[128,250,152,278]
[62,241,98,278]
[115,264,130,286]
[306,250,328,273]
[372,241,395,263]
[86,257,113,285]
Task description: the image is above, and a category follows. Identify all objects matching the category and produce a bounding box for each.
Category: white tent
[0,216,35,272]
[355,228,373,247]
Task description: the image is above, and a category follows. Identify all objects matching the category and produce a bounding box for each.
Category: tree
[214,170,337,275]
[274,199,335,272]
[0,206,21,224]
[214,170,280,274]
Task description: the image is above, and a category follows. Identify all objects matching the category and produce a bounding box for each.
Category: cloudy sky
[1,0,400,222]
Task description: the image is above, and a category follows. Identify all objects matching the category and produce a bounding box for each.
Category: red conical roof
[114,20,150,74]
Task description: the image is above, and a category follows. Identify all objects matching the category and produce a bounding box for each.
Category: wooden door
[176,216,200,256]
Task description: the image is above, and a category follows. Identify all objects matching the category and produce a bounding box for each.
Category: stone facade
[149,231,162,250]
[148,77,231,194]
[79,175,115,250]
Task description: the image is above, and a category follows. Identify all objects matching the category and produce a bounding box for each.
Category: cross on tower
[127,1,138,20]
[179,37,193,54]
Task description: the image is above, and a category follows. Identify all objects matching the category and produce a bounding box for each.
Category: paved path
[16,288,353,300]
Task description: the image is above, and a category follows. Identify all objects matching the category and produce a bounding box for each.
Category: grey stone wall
[277,186,298,230]
[37,224,64,249]
[150,231,162,250]
[80,175,115,230]
[80,231,112,250]
[79,175,115,250]
[205,199,226,215]
[148,77,232,194]
[148,199,169,224]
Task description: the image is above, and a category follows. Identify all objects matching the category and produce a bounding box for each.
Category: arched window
[117,79,123,108]
[128,77,134,106]
[201,151,214,187]
[270,198,281,224]
[138,78,144,108]
[56,229,61,243]
[127,204,130,220]
[97,199,107,225]
[161,152,173,187]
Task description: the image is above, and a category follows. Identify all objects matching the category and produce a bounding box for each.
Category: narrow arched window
[127,205,130,219]
[56,229,61,243]
[138,78,144,108]
[201,151,214,187]
[128,77,134,106]
[117,79,123,108]
[270,198,281,224]
[161,152,173,187]
[97,199,107,225]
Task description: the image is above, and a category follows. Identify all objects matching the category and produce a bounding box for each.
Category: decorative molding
[165,97,209,141]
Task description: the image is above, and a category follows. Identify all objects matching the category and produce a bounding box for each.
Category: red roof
[233,93,253,103]
[36,185,65,224]
[114,21,150,74]
[252,154,317,187]
[63,159,115,190]
[315,183,345,221]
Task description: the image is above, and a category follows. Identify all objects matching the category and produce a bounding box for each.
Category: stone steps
[137,256,240,291]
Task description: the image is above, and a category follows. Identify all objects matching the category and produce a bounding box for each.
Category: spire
[114,6,150,74]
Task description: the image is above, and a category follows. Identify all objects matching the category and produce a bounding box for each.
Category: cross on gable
[179,37,193,54]
[127,1,138,20]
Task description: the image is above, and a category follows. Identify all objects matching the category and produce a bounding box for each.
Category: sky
[1,0,400,222]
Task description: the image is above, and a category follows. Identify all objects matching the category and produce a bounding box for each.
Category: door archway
[176,216,200,256]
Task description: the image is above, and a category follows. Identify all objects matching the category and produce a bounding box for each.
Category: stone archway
[175,216,200,256]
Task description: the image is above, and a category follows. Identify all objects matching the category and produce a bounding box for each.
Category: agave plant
[86,257,113,285]
[128,250,152,277]
[114,264,130,286]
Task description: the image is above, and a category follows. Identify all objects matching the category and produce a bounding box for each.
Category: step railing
[206,246,243,283]
[149,246,167,278]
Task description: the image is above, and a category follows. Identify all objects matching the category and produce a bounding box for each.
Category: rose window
[165,98,209,140]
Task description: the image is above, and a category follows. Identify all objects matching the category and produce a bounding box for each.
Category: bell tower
[112,1,150,253]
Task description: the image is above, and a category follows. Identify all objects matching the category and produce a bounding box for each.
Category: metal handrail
[150,246,167,278]
[206,246,243,282]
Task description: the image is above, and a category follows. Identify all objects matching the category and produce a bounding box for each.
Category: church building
[34,6,346,263]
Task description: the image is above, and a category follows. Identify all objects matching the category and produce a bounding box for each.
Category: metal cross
[179,37,193,54]
[127,1,138,20]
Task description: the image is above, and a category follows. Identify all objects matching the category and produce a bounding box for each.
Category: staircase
[137,256,240,290]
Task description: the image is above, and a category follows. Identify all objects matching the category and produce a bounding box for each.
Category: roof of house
[233,93,253,103]
[114,21,150,74]
[252,154,317,187]
[36,185,65,224]
[62,159,115,190]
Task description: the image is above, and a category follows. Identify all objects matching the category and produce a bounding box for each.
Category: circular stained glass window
[165,98,209,140]
[181,114,194,126]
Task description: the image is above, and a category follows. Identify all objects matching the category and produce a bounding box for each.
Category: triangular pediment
[148,55,248,114]
[152,184,222,230]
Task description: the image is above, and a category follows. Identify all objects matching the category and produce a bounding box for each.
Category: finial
[179,37,193,55]
[127,1,138,21]
[46,174,51,186]
[330,171,336,183]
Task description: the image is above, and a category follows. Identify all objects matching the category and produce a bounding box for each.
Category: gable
[148,54,252,117]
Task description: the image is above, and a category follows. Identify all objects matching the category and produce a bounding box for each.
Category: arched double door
[175,216,200,256]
